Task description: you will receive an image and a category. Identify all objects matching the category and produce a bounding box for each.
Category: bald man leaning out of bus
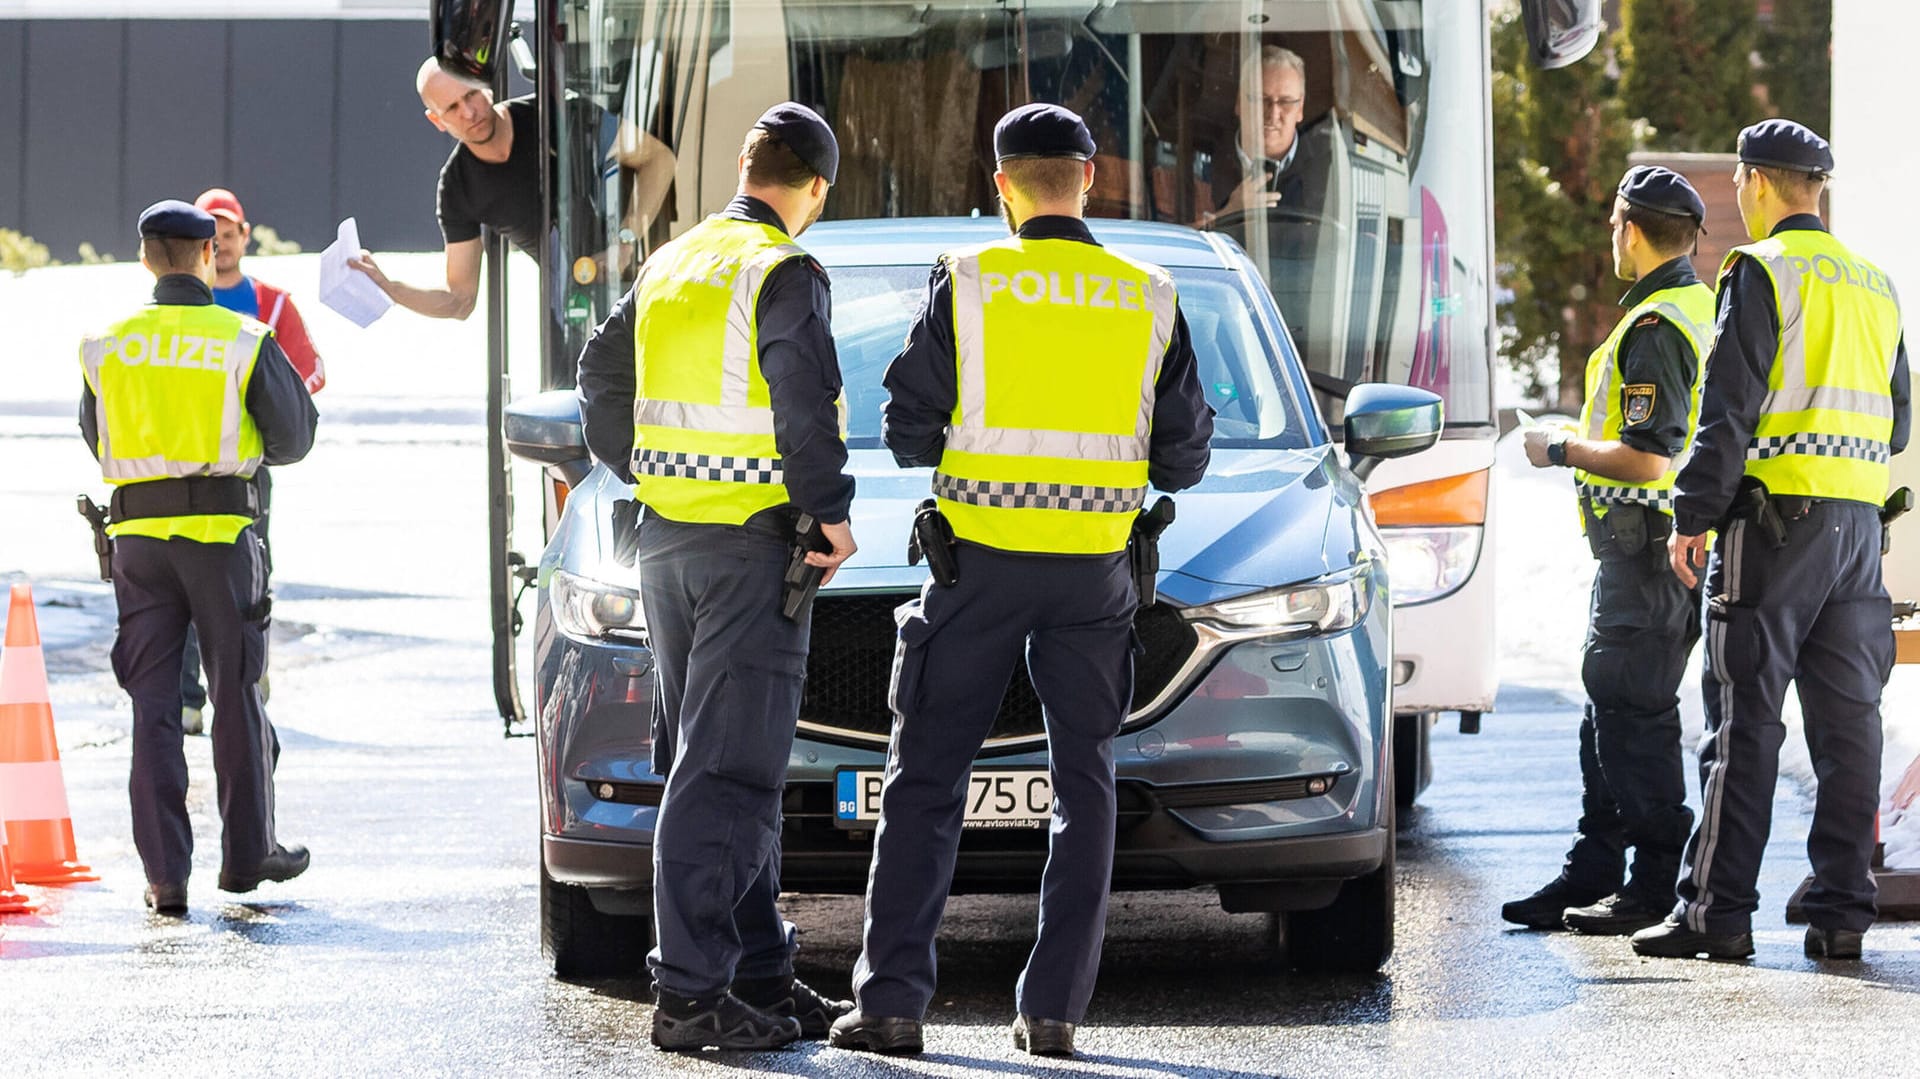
[348,58,676,320]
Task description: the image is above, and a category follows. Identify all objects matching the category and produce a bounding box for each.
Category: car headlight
[1379,525,1481,606]
[1185,564,1372,639]
[550,568,647,642]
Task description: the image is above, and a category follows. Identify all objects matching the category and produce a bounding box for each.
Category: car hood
[559,445,1369,607]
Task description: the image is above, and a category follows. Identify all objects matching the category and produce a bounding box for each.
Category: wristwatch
[1547,435,1569,468]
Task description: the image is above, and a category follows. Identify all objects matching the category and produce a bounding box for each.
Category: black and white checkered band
[933,473,1146,513]
[1579,483,1675,511]
[1746,433,1891,465]
[632,449,785,485]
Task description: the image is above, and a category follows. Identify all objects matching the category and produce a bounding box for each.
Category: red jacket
[252,278,325,394]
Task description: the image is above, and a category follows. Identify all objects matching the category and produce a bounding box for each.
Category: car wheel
[540,867,653,978]
[1392,711,1433,809]
[1281,801,1395,973]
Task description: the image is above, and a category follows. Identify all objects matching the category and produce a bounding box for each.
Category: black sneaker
[1563,892,1668,936]
[1502,879,1608,930]
[828,1009,924,1055]
[1630,916,1754,960]
[1805,926,1864,960]
[733,975,852,1038]
[651,990,801,1052]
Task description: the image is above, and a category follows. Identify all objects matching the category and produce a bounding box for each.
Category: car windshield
[829,264,1313,451]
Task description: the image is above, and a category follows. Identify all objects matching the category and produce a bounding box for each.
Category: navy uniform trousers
[854,544,1134,1024]
[1561,538,1701,906]
[110,528,279,887]
[181,467,271,710]
[1678,502,1895,934]
[639,513,805,997]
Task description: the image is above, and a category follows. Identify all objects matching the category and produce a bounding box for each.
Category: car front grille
[797,591,1199,747]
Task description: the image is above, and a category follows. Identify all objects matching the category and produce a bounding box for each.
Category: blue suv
[505,219,1440,977]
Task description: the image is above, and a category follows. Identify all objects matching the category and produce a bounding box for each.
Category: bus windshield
[548,0,1493,428]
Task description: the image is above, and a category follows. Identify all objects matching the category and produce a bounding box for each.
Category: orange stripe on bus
[1370,469,1490,527]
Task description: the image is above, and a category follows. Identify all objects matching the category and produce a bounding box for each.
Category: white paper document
[318,217,392,329]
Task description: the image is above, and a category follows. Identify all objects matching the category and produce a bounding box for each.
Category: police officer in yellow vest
[1633,121,1913,962]
[1505,167,1714,936]
[78,200,317,915]
[831,105,1213,1059]
[575,103,857,1051]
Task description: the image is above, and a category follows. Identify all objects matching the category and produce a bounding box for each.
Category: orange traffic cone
[0,583,97,884]
[0,824,37,914]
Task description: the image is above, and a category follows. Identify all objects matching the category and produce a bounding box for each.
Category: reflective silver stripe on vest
[1578,484,1675,511]
[945,248,1176,461]
[633,449,784,485]
[1755,385,1898,420]
[1746,432,1891,465]
[720,244,805,406]
[1585,300,1710,441]
[633,399,776,435]
[1744,248,1811,394]
[933,473,1146,514]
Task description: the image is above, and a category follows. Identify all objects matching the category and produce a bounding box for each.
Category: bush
[1,229,53,275]
[251,225,302,256]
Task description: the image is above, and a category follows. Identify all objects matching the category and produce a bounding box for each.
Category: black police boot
[1630,916,1754,960]
[1562,892,1668,936]
[143,882,188,916]
[651,989,801,1052]
[1805,926,1865,960]
[1501,878,1607,930]
[1012,1014,1076,1058]
[733,974,852,1039]
[828,1009,924,1054]
[217,843,311,894]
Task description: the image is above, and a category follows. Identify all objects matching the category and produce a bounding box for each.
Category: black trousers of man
[1677,502,1894,935]
[853,545,1134,1025]
[111,528,280,888]
[181,467,271,711]
[639,513,807,998]
[1561,537,1701,907]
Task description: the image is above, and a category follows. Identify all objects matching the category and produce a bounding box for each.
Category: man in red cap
[194,188,325,395]
[177,188,323,735]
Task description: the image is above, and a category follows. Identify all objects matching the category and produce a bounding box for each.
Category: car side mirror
[1344,383,1443,481]
[1520,0,1602,70]
[505,389,591,485]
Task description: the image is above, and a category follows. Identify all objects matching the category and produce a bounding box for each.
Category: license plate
[834,769,1052,829]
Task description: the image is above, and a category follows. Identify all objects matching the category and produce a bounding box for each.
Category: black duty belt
[110,476,260,522]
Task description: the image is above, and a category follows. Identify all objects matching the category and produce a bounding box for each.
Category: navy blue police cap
[994,103,1096,162]
[137,199,216,240]
[1617,165,1706,226]
[754,102,839,185]
[1737,119,1834,176]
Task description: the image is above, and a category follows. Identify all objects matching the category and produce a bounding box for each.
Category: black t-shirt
[437,97,543,257]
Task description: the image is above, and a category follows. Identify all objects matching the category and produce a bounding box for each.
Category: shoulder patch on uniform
[1634,314,1664,328]
[1622,383,1657,426]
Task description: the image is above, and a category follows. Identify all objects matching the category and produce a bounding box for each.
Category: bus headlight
[1186,565,1372,639]
[1380,526,1481,606]
[551,568,648,641]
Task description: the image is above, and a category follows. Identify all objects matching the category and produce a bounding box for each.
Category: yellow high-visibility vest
[933,236,1177,554]
[1574,281,1717,518]
[78,302,269,543]
[1730,229,1902,505]
[629,216,808,525]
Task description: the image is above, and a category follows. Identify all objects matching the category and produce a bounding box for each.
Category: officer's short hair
[141,236,207,273]
[1745,162,1827,205]
[741,127,820,190]
[999,158,1089,205]
[1619,201,1698,257]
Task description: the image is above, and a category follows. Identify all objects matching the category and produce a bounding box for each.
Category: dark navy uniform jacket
[79,274,318,466]
[576,195,856,525]
[882,215,1215,493]
[1611,255,1704,459]
[1672,214,1913,535]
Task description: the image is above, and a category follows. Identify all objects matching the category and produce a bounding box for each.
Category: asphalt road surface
[5,344,1919,1075]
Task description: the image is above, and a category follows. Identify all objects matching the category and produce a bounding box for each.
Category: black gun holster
[782,513,832,622]
[1579,496,1668,562]
[1128,497,1177,608]
[907,499,958,588]
[1715,476,1789,550]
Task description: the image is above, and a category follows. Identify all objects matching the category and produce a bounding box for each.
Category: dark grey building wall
[2,18,453,259]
